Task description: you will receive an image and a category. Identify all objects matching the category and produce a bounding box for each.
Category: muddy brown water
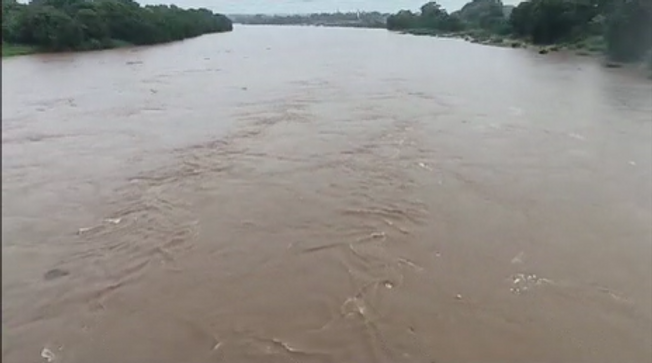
[2,25,652,363]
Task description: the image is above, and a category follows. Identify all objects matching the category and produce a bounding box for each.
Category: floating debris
[104,218,122,225]
[41,347,55,362]
[356,231,386,243]
[604,62,623,68]
[383,281,394,289]
[397,257,424,271]
[455,294,463,300]
[44,268,69,281]
[341,297,367,317]
[596,287,629,303]
[77,227,93,235]
[270,338,299,353]
[509,272,550,295]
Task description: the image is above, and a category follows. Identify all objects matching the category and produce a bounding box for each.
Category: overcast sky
[136,0,520,14]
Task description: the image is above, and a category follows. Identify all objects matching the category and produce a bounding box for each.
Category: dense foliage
[2,0,233,52]
[387,0,652,62]
[387,0,506,32]
[511,0,651,60]
[386,4,463,32]
[230,12,389,28]
[454,0,511,34]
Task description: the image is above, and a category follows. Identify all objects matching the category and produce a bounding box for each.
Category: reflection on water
[2,25,652,363]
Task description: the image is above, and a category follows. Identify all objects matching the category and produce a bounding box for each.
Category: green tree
[419,1,450,29]
[16,5,83,50]
[510,1,534,36]
[387,10,420,30]
[605,0,652,61]
[458,0,509,33]
[2,0,25,43]
[509,0,597,44]
[4,0,233,52]
[75,7,109,42]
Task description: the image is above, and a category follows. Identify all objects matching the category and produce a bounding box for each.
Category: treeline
[2,0,233,52]
[230,12,389,28]
[387,0,652,62]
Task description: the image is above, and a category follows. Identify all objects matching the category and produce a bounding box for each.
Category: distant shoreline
[395,29,651,77]
[234,22,386,29]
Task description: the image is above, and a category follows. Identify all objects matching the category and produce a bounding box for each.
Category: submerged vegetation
[387,0,652,63]
[2,0,232,56]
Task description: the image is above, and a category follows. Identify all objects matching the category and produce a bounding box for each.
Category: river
[2,25,652,363]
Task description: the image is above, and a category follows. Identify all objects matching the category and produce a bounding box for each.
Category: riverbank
[2,40,134,58]
[401,28,605,54]
[2,43,39,57]
[398,28,651,75]
[387,0,651,77]
[2,0,232,57]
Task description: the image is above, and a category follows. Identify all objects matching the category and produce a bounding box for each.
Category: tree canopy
[2,0,233,52]
[387,2,465,32]
[387,0,652,62]
[510,0,651,60]
[455,0,510,34]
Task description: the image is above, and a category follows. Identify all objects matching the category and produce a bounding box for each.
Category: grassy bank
[2,43,39,57]
[2,40,137,58]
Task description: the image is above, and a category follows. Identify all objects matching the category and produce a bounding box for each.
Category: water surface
[3,25,652,363]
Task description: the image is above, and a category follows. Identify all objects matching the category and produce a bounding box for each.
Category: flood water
[3,25,652,363]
